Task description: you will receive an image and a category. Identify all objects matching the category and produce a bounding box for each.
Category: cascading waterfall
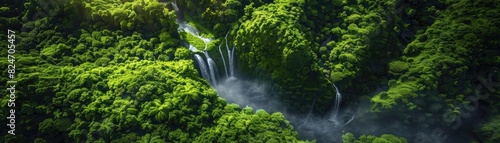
[325,82,356,127]
[204,50,219,85]
[218,42,229,78]
[193,54,210,81]
[328,83,342,124]
[230,46,235,77]
[170,2,219,85]
[171,2,212,45]
[225,32,236,77]
[343,112,356,127]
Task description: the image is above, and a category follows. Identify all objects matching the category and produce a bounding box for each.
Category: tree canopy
[0,0,498,142]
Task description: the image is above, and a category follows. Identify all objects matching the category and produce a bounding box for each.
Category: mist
[215,77,284,113]
[213,76,360,142]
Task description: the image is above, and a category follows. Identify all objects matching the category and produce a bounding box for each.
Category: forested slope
[0,0,498,143]
[0,0,307,142]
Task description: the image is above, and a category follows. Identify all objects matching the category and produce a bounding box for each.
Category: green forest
[0,0,498,142]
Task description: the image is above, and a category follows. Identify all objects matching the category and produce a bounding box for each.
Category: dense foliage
[233,0,329,112]
[228,0,497,141]
[0,0,498,142]
[370,0,500,132]
[0,0,307,142]
[342,133,408,143]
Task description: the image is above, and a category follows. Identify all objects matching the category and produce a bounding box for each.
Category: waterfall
[171,2,212,45]
[167,3,358,141]
[328,83,342,124]
[225,32,236,77]
[218,42,229,78]
[193,54,210,81]
[194,50,220,86]
[343,113,355,127]
[171,2,179,12]
[188,44,198,52]
[170,1,220,86]
[204,50,219,85]
[230,46,235,77]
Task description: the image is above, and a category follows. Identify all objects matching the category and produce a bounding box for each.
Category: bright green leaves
[388,61,409,75]
[325,1,394,84]
[371,81,419,111]
[40,43,71,63]
[342,133,408,143]
[330,71,347,82]
[179,31,205,50]
[194,106,305,143]
[79,0,176,32]
[370,0,500,130]
[0,0,289,142]
[151,100,171,122]
[158,32,178,48]
[44,28,180,66]
[40,44,61,58]
[138,134,166,143]
[343,132,356,143]
[174,47,191,60]
[110,99,139,126]
[236,0,310,71]
[178,0,243,36]
[61,60,230,142]
[235,0,322,110]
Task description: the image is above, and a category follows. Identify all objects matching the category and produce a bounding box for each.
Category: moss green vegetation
[176,0,246,37]
[233,0,332,112]
[178,31,218,52]
[342,133,408,143]
[1,0,499,142]
[195,108,306,142]
[230,0,498,141]
[388,61,408,76]
[179,31,205,50]
[0,0,308,142]
[370,0,500,128]
[72,0,177,32]
[476,115,500,143]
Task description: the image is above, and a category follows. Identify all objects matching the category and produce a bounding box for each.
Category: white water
[204,50,219,85]
[218,42,229,78]
[225,32,236,77]
[170,1,220,85]
[171,2,213,52]
[193,54,210,81]
[329,83,342,125]
[230,46,235,77]
[188,44,199,52]
[343,113,355,127]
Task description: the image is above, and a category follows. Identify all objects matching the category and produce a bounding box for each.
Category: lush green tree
[1,0,499,142]
[342,133,407,143]
[233,0,333,112]
[371,0,500,133]
[476,115,500,143]
[194,108,310,143]
[176,0,246,37]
